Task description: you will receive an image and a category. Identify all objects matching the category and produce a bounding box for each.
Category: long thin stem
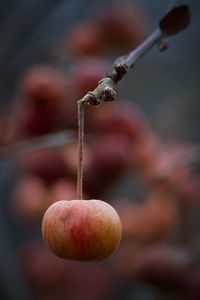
[77,100,85,200]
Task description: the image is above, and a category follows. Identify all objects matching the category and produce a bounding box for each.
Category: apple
[64,262,116,300]
[130,245,192,290]
[95,3,147,52]
[18,65,67,135]
[67,3,147,56]
[112,239,140,276]
[21,149,68,183]
[19,65,66,103]
[71,58,109,100]
[42,199,122,261]
[83,134,133,198]
[48,178,77,205]
[10,176,48,221]
[117,195,177,242]
[18,240,66,288]
[91,134,132,175]
[67,22,102,57]
[89,102,145,138]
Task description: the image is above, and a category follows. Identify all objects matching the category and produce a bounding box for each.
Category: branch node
[86,93,101,106]
[158,38,169,52]
[98,77,116,102]
[100,86,116,102]
[109,56,129,82]
[115,62,128,78]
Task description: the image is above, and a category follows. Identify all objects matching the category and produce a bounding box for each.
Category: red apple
[96,3,147,52]
[42,199,122,261]
[83,134,133,198]
[64,262,116,300]
[67,23,102,57]
[18,240,66,288]
[11,176,48,221]
[17,65,68,135]
[117,195,177,242]
[19,65,66,103]
[91,134,132,175]
[21,149,68,183]
[130,245,192,290]
[90,102,143,136]
[48,179,77,205]
[71,58,109,100]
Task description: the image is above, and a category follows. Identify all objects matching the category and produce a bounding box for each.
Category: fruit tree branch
[78,5,190,107]
[76,4,191,199]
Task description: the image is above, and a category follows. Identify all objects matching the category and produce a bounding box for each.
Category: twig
[0,130,75,158]
[77,5,190,107]
[76,5,190,199]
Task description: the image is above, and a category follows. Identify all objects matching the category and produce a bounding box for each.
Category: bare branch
[124,28,162,69]
[0,130,75,158]
[76,5,191,198]
[79,5,191,107]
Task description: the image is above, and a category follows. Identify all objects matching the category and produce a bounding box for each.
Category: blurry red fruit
[72,58,109,99]
[165,167,200,209]
[20,65,66,103]
[18,240,66,288]
[90,102,148,141]
[134,144,200,208]
[132,141,162,181]
[111,238,140,276]
[130,245,192,290]
[67,23,102,57]
[0,112,22,145]
[18,65,67,135]
[140,143,195,183]
[18,105,57,135]
[84,135,132,198]
[67,3,147,56]
[11,176,48,221]
[92,134,132,174]
[20,149,68,183]
[96,4,147,52]
[117,195,177,242]
[48,178,77,205]
[64,262,116,300]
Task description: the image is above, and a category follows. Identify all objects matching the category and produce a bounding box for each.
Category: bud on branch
[79,5,191,106]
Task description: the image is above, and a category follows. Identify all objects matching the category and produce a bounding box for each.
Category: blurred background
[0,0,200,299]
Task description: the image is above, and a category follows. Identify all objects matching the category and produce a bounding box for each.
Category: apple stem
[77,99,85,200]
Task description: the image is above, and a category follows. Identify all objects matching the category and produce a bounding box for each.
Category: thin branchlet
[76,5,191,198]
[78,5,190,107]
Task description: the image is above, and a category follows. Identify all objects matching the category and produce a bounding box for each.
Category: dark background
[0,1,199,300]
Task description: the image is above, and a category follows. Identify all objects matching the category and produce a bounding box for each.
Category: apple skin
[42,199,122,261]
